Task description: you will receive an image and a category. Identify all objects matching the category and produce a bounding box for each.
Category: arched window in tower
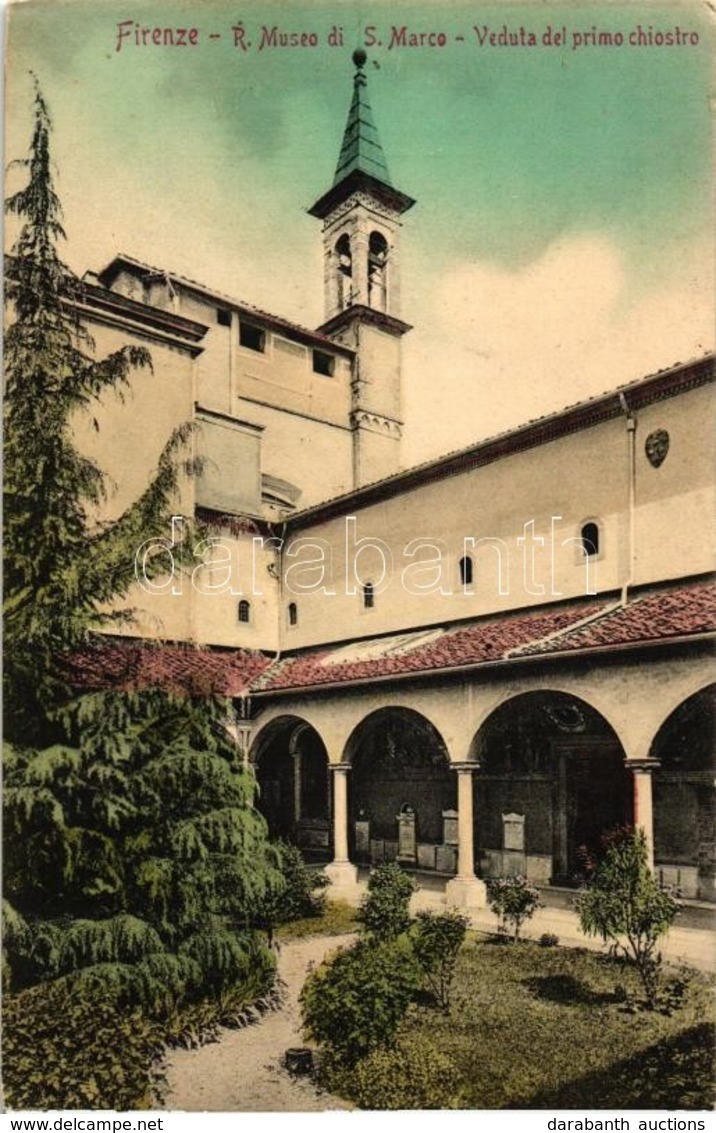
[288,601,298,627]
[335,234,352,311]
[368,231,388,312]
[459,555,474,588]
[580,521,600,558]
[237,599,251,624]
[363,581,375,610]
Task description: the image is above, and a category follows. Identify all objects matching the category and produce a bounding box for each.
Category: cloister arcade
[246,662,715,905]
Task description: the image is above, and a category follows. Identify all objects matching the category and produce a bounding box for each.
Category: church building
[71,51,715,908]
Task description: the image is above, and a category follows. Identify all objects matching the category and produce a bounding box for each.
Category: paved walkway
[161,934,354,1112]
[161,893,714,1112]
[404,885,716,973]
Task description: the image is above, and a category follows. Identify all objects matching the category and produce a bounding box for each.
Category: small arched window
[368,231,388,312]
[237,599,251,624]
[363,582,375,610]
[459,555,474,587]
[580,522,600,558]
[288,601,298,627]
[335,234,352,310]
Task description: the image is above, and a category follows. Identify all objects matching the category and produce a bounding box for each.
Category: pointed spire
[333,49,392,188]
[308,51,414,219]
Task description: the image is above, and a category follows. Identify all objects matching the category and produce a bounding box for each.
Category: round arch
[649,683,715,901]
[250,714,331,859]
[344,706,456,871]
[468,689,632,886]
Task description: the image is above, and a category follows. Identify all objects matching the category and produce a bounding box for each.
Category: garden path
[161,933,354,1112]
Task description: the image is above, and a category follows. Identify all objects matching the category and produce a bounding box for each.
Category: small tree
[411,909,468,1010]
[577,827,678,1008]
[358,861,415,941]
[486,876,541,941]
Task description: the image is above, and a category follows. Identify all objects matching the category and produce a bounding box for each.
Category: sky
[5,0,714,462]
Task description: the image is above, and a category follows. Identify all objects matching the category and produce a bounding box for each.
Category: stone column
[325,762,359,891]
[292,750,302,824]
[445,761,486,910]
[352,231,370,307]
[630,759,660,871]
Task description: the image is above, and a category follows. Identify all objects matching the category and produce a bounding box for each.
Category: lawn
[276,900,359,941]
[334,935,715,1110]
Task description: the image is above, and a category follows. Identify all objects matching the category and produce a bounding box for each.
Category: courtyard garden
[299,852,715,1111]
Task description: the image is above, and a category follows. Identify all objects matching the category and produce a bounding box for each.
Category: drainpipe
[273,520,287,664]
[618,392,637,607]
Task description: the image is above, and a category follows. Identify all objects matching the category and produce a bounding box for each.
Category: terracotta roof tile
[68,580,713,698]
[67,641,271,697]
[514,578,715,657]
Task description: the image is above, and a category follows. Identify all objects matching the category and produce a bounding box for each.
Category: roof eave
[308,170,415,219]
[251,631,715,699]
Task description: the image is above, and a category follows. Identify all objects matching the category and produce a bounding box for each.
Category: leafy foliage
[300,937,422,1066]
[2,80,282,1078]
[343,1034,460,1110]
[254,841,328,941]
[357,861,414,941]
[411,909,468,1010]
[3,81,201,746]
[3,981,165,1110]
[486,875,542,941]
[3,690,283,1001]
[576,827,679,1008]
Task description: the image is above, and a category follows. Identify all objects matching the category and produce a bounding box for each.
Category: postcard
[3,0,714,1120]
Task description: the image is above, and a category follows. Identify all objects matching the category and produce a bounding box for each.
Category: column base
[324,860,360,898]
[445,876,487,911]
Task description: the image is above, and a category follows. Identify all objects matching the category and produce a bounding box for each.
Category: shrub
[358,861,415,941]
[539,933,560,948]
[411,909,468,1009]
[300,937,422,1066]
[254,841,328,941]
[486,876,542,941]
[350,1034,459,1109]
[3,981,165,1110]
[576,827,679,1009]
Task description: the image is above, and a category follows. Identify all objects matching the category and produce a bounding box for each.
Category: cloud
[403,233,714,463]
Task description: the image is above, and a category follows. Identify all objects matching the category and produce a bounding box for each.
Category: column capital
[451,760,481,774]
[629,759,661,774]
[329,762,352,774]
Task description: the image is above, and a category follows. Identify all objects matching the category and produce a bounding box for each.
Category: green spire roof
[333,50,392,187]
[308,51,415,219]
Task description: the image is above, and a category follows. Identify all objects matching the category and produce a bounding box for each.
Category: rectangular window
[312,349,335,377]
[216,308,232,327]
[239,322,266,352]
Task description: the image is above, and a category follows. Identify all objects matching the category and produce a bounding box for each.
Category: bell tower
[309,50,415,487]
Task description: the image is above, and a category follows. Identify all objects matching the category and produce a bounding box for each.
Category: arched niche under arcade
[469,690,632,886]
[250,715,331,860]
[651,684,715,901]
[345,707,456,873]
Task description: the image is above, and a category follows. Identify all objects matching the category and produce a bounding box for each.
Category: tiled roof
[513,578,715,657]
[68,580,713,698]
[253,579,713,692]
[253,599,609,692]
[67,641,272,697]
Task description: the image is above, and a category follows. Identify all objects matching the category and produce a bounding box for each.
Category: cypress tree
[3,80,281,1005]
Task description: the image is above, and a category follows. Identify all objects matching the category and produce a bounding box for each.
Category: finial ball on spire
[352,48,367,69]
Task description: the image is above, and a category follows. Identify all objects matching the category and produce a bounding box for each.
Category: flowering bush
[486,876,542,941]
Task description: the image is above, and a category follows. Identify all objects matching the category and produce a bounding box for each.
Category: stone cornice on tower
[318,303,413,340]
